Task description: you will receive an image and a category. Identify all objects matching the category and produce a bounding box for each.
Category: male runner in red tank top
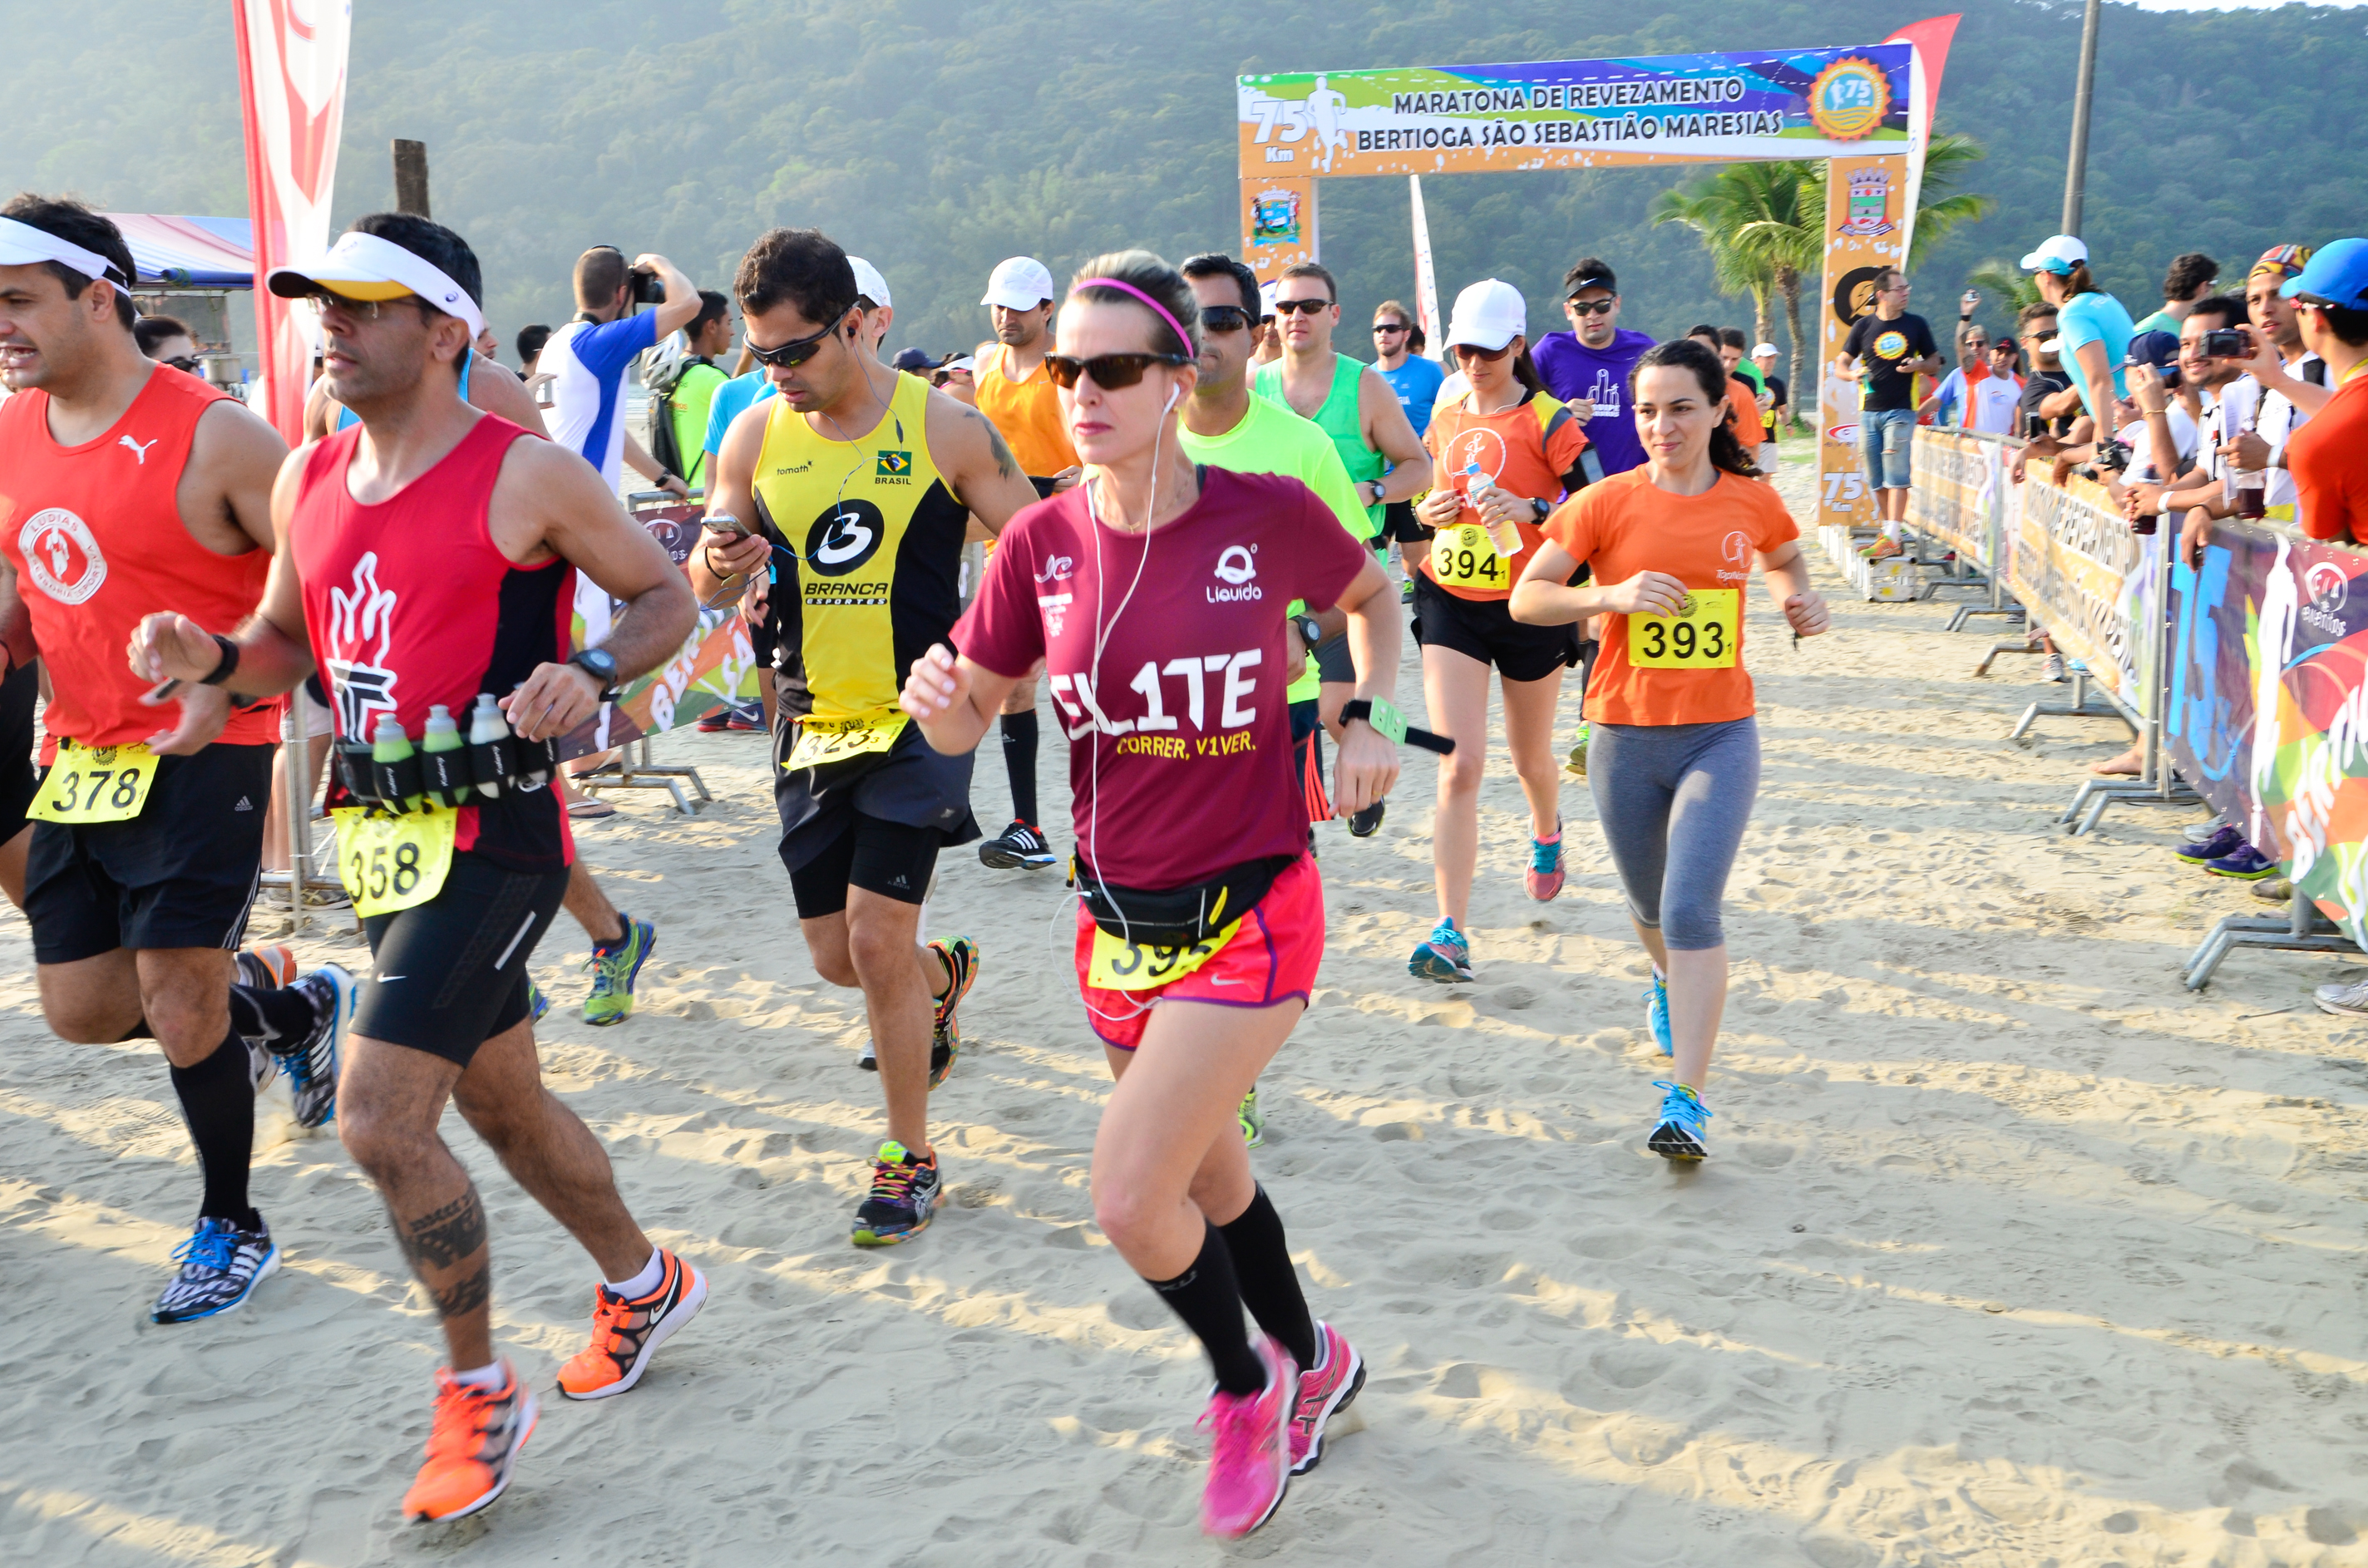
[132,214,702,1524]
[0,195,358,1326]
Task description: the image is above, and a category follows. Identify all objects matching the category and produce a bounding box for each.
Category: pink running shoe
[1198,1335,1295,1538]
[1524,823,1565,902]
[1288,1322,1366,1475]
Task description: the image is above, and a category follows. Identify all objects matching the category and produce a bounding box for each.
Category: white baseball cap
[982,256,1055,311]
[267,229,485,338]
[1444,279,1526,353]
[2019,234,2089,275]
[1753,342,1778,356]
[849,257,891,310]
[1258,279,1278,318]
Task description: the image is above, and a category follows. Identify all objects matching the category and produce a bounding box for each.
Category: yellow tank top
[752,372,969,725]
[974,343,1078,479]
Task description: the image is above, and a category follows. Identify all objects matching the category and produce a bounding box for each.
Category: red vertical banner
[232,0,352,445]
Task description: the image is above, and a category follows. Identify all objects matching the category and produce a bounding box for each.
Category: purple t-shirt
[955,469,1368,890]
[1532,327,1655,475]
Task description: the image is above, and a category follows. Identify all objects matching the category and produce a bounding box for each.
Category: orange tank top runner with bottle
[1418,392,1590,600]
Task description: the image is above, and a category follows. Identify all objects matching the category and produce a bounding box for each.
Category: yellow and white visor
[266,231,483,339]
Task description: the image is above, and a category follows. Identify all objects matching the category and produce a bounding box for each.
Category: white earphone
[1163,384,1179,412]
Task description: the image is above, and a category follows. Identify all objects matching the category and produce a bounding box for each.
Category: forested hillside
[7,0,2365,360]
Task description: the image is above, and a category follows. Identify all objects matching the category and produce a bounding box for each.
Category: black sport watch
[569,647,621,703]
[1295,616,1324,651]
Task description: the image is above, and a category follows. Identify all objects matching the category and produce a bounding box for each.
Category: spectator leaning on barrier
[1837,268,1943,550]
[2023,233,2134,464]
[2282,238,2368,546]
[2119,297,2254,565]
[2101,329,2198,490]
[2132,251,2220,339]
[2232,245,2321,527]
[2015,302,2076,451]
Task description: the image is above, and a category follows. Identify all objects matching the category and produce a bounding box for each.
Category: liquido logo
[1209,544,1261,603]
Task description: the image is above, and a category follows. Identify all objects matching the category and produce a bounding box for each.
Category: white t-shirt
[2258,353,2322,510]
[1966,372,2023,434]
[2114,399,2197,486]
[539,313,660,491]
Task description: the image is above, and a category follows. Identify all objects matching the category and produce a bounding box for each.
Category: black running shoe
[278,967,356,1130]
[1348,800,1385,837]
[979,820,1056,870]
[151,1215,279,1323]
[851,1141,942,1246]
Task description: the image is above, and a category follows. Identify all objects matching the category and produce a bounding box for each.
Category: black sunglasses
[1372,322,1408,335]
[1452,340,1513,362]
[1043,352,1192,391]
[1271,298,1330,316]
[164,355,203,373]
[746,308,856,369]
[1199,305,1251,333]
[1566,298,1617,316]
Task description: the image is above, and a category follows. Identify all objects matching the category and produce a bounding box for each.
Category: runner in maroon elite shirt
[900,250,1401,1539]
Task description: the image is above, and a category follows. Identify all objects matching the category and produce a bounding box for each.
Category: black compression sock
[119,1018,153,1042]
[1220,1186,1319,1373]
[229,981,318,1051]
[1147,1220,1265,1396]
[170,1028,259,1230]
[1000,711,1039,826]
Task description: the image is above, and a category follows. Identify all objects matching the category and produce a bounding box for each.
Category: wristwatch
[569,647,621,703]
[1295,615,1324,651]
[1528,497,1552,524]
[1362,480,1384,508]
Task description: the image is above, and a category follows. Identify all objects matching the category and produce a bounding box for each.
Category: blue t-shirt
[2054,291,2135,416]
[702,369,777,456]
[1377,354,1447,440]
[543,313,659,488]
[1531,327,1655,474]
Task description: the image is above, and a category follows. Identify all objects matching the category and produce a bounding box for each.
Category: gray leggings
[1586,717,1759,951]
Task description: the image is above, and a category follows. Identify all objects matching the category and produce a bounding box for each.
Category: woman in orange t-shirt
[1404,280,1597,985]
[1511,339,1830,1163]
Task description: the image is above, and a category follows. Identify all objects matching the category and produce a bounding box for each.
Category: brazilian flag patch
[876,451,913,478]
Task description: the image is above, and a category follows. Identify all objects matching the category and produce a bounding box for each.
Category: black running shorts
[774,717,977,879]
[24,742,271,965]
[787,813,941,918]
[353,851,570,1067]
[0,661,40,843]
[1411,573,1580,684]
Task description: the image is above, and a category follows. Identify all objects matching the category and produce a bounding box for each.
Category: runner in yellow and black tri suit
[693,227,1038,1248]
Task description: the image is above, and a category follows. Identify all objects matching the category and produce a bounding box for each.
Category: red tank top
[290,415,576,871]
[0,365,277,758]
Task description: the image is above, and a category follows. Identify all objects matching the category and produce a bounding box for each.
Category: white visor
[0,215,131,286]
[266,230,485,339]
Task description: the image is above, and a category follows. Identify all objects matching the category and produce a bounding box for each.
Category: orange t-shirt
[1418,391,1589,601]
[2294,367,2368,546]
[974,343,1078,480]
[1542,466,1799,727]
[1724,375,1759,447]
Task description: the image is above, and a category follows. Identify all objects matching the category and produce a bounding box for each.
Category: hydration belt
[1073,853,1295,948]
[332,732,560,813]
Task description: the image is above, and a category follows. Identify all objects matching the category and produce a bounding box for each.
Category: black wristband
[199,634,241,688]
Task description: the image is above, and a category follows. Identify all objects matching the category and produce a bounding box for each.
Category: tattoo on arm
[429,1265,493,1320]
[979,414,1020,482]
[398,1187,488,1272]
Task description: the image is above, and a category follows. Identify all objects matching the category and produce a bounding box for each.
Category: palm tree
[1651,160,1821,429]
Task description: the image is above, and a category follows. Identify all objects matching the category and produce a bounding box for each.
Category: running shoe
[555,1250,709,1401]
[2207,843,2279,880]
[979,819,1057,870]
[2041,653,2067,683]
[401,1364,539,1523]
[279,966,356,1130]
[1565,722,1590,777]
[2314,978,2368,1018]
[1525,824,1565,902]
[1238,1087,1264,1149]
[584,915,656,1026]
[2175,823,2242,865]
[2252,877,2295,904]
[856,1038,878,1071]
[528,981,550,1026]
[1288,1321,1366,1476]
[244,1037,279,1097]
[1646,1081,1713,1163]
[150,1215,279,1324]
[1408,919,1474,984]
[725,706,765,732]
[1645,973,1673,1057]
[927,935,979,1089]
[1347,800,1385,837]
[695,705,733,733]
[1399,577,1415,606]
[851,1140,941,1246]
[1199,1334,1295,1538]
[238,943,298,989]
[1857,535,1902,560]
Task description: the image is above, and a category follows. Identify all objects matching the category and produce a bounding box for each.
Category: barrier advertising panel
[1905,427,2002,573]
[2005,469,2153,712]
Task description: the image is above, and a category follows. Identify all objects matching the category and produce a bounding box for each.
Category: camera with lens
[2200,327,2248,361]
[629,266,668,307]
[2093,441,2133,476]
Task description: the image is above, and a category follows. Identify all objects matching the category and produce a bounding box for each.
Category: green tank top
[1256,354,1384,538]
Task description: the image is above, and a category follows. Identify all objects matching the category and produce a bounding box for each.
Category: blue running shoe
[1645,974,1673,1057]
[528,981,550,1026]
[2174,823,2242,865]
[585,915,656,1026]
[151,1215,279,1323]
[279,966,354,1130]
[1408,919,1474,984]
[1646,1082,1712,1162]
[2207,843,2278,880]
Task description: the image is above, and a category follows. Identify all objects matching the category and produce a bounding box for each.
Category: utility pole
[392,140,432,218]
[2061,0,2101,234]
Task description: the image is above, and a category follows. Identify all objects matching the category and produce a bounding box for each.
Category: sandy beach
[5,456,2367,1565]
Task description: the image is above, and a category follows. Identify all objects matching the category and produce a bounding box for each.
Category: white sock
[451,1359,506,1392]
[606,1247,664,1299]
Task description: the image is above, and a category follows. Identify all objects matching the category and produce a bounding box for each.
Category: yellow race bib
[332,805,458,918]
[1086,918,1243,993]
[787,713,909,771]
[30,740,158,825]
[1428,523,1512,592]
[1628,589,1741,669]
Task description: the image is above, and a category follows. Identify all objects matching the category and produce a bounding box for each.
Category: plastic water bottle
[467,693,507,799]
[371,713,420,811]
[421,704,465,807]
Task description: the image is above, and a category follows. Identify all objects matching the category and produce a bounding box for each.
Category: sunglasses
[1372,322,1408,335]
[1452,340,1513,362]
[1199,305,1251,333]
[297,287,400,323]
[1271,298,1330,316]
[747,310,854,369]
[164,355,202,373]
[1565,298,1617,316]
[1043,352,1193,390]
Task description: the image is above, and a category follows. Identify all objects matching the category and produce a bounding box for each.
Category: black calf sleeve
[1000,710,1039,827]
[1146,1220,1264,1396]
[1220,1186,1318,1373]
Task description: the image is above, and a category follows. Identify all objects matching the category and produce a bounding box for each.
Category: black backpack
[645,356,715,484]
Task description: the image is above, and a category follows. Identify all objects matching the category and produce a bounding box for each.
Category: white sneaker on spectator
[2041,653,2067,683]
[2314,979,2368,1018]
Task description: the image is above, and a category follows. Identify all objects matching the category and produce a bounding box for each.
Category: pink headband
[1073,277,1195,358]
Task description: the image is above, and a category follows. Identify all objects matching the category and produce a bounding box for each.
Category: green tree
[1650,160,1822,429]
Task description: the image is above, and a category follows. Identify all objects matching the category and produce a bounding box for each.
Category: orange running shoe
[401,1363,538,1522]
[239,944,298,989]
[555,1250,708,1401]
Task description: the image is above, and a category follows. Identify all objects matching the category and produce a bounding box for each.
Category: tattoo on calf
[430,1265,492,1320]
[399,1187,487,1273]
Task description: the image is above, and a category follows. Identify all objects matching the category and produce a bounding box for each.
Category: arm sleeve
[576,314,661,381]
[948,520,1047,676]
